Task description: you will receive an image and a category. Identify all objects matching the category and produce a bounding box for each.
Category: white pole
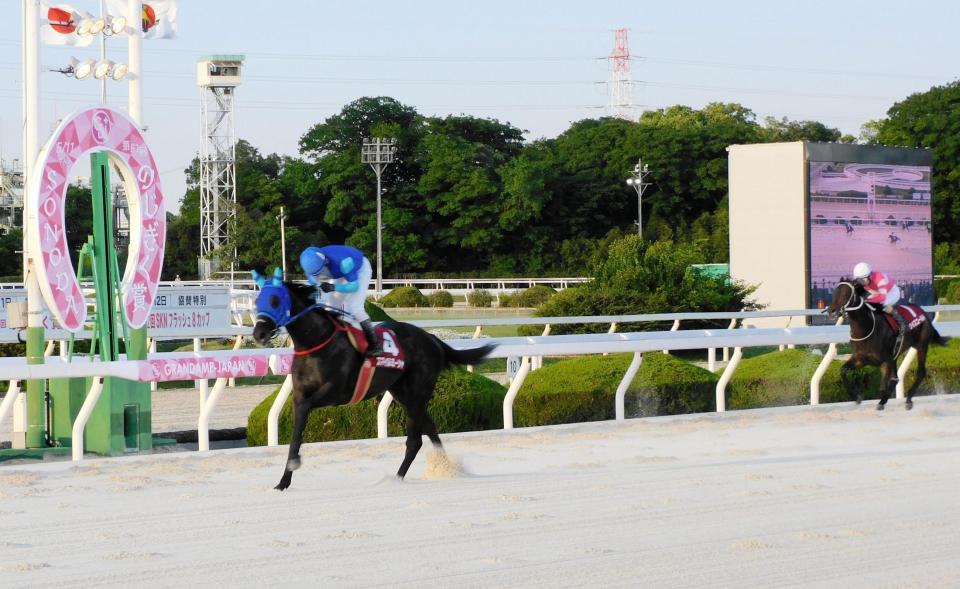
[377,391,394,438]
[279,206,287,277]
[197,377,228,451]
[267,374,294,446]
[376,167,383,296]
[127,0,143,127]
[503,356,531,429]
[22,0,40,307]
[22,0,46,449]
[809,343,837,406]
[99,0,106,104]
[715,346,743,413]
[615,352,643,420]
[71,378,105,461]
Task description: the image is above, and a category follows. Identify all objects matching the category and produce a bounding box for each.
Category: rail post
[715,346,743,412]
[503,356,531,429]
[615,352,643,420]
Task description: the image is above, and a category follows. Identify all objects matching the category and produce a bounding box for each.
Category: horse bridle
[836,281,875,341]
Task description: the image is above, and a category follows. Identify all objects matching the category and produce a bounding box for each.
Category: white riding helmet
[853,262,872,280]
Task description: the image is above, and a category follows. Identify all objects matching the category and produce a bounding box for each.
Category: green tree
[871,81,960,242]
[628,103,763,225]
[536,234,757,333]
[416,116,524,267]
[762,116,842,143]
[298,97,428,273]
[0,229,23,279]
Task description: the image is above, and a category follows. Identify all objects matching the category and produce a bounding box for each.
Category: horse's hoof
[876,403,885,411]
[287,456,301,471]
[905,400,914,411]
[275,471,293,491]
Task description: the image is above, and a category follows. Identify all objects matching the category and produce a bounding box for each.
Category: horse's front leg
[877,359,897,411]
[840,357,863,404]
[276,397,311,491]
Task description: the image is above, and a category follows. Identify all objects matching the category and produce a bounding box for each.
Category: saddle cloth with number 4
[342,323,406,404]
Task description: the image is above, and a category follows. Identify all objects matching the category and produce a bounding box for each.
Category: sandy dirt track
[1,395,959,588]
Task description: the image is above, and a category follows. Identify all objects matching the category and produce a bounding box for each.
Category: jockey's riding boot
[361,320,383,357]
[894,312,908,339]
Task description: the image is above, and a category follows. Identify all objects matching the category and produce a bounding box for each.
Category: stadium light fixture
[625,159,651,238]
[107,14,128,35]
[94,59,114,80]
[73,57,96,80]
[111,62,129,81]
[77,12,105,36]
[88,16,106,35]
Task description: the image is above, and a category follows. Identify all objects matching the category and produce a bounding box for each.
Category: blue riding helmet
[300,247,327,285]
[252,267,294,326]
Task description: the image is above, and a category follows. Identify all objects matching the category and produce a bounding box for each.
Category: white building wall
[728,142,807,327]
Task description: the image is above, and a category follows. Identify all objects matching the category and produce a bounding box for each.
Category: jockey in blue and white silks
[299,245,381,356]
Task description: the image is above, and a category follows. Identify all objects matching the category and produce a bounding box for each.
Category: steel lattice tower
[0,159,24,234]
[609,29,634,121]
[197,55,244,280]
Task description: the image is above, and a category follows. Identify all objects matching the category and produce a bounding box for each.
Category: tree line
[161,98,849,280]
[5,82,958,283]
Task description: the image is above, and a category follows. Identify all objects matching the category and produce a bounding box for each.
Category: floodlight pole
[626,158,652,238]
[128,0,143,127]
[99,0,106,103]
[22,0,45,448]
[361,137,397,296]
[278,206,287,278]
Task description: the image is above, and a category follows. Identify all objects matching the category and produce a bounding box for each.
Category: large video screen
[809,161,933,312]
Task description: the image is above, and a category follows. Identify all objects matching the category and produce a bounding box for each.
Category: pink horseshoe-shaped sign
[26,107,165,332]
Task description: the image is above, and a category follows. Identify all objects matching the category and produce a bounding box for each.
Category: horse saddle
[338,320,407,405]
[882,304,927,333]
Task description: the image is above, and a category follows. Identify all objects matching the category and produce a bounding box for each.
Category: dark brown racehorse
[826,279,947,410]
[251,269,496,490]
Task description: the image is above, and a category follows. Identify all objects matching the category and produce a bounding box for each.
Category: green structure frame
[46,152,152,455]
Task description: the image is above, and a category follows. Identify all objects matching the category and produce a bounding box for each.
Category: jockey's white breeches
[881,285,902,308]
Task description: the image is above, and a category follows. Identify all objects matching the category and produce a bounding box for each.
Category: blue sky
[1,0,958,213]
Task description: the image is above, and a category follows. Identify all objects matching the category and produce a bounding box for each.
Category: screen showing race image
[809,161,933,312]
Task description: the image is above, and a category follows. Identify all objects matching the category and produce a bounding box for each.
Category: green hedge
[727,342,960,409]
[427,290,454,308]
[466,289,494,308]
[901,337,960,392]
[516,285,557,307]
[513,353,717,427]
[726,349,882,409]
[381,287,428,308]
[247,368,506,446]
[500,285,557,308]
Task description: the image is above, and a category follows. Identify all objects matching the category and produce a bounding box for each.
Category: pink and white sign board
[137,354,273,382]
[270,352,295,375]
[26,107,165,332]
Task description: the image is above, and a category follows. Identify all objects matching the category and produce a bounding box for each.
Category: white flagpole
[128,0,143,128]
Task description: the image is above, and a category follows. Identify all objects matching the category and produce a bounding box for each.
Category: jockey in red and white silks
[852,262,907,334]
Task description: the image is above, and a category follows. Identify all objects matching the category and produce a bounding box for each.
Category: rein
[293,319,349,356]
[837,281,875,341]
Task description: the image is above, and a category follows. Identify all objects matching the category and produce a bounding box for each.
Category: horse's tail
[930,323,949,347]
[436,338,497,368]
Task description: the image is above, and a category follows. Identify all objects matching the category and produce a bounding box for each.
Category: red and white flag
[107,0,178,39]
[40,2,94,47]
